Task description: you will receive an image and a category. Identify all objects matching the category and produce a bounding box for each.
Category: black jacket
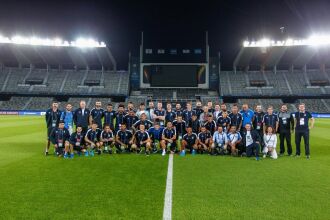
[240,129,261,146]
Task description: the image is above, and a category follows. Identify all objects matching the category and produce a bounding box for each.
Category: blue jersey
[61,111,73,129]
[148,127,164,141]
[240,109,254,127]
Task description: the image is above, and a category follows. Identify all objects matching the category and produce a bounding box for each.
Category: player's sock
[70,153,74,159]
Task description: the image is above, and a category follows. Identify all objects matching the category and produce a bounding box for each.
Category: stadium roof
[0,36,116,70]
[234,35,330,69]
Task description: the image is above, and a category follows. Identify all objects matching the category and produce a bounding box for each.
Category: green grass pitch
[0,116,329,220]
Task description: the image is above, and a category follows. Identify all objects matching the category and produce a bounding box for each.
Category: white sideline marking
[163,153,173,220]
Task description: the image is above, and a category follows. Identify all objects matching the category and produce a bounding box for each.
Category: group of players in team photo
[45,100,314,160]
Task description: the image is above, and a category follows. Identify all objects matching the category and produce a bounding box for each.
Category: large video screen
[143,65,206,87]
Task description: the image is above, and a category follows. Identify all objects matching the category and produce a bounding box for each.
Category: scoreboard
[139,31,209,88]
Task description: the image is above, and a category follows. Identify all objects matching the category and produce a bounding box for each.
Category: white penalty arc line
[163,153,173,220]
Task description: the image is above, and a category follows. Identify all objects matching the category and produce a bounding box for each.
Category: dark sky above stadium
[1,0,330,69]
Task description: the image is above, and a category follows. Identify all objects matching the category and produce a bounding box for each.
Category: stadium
[0,1,329,220]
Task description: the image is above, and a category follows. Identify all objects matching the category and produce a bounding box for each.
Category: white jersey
[213,131,228,145]
[263,134,277,148]
[227,132,241,144]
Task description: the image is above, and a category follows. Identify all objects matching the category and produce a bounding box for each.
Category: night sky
[1,0,330,69]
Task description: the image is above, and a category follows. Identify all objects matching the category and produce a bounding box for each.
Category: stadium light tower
[0,35,106,48]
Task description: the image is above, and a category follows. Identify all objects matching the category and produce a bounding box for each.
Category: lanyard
[265,134,274,145]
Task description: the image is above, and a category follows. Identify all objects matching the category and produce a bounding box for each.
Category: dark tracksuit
[253,111,265,143]
[103,110,116,130]
[50,127,70,154]
[69,132,85,151]
[45,109,62,139]
[73,108,90,134]
[90,108,104,129]
[240,130,261,157]
[278,111,294,155]
[294,111,313,156]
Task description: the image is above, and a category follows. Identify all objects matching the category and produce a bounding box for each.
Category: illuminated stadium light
[243,34,330,48]
[0,35,106,48]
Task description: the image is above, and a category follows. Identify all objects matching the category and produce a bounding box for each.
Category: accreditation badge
[300,118,305,126]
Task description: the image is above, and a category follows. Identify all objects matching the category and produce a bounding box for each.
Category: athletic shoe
[162,151,166,156]
[263,154,266,158]
[90,150,94,157]
[64,153,68,159]
[295,154,301,158]
[306,155,310,159]
[279,153,284,157]
[180,151,185,156]
[256,157,260,161]
[192,149,196,156]
[45,151,49,156]
[70,153,74,159]
[84,151,89,157]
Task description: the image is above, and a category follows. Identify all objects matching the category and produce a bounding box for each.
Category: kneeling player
[115,123,133,153]
[148,122,164,153]
[50,120,71,158]
[84,121,102,156]
[227,126,242,156]
[180,127,198,156]
[160,121,177,156]
[100,124,114,154]
[69,125,86,156]
[132,124,152,155]
[211,126,228,155]
[197,126,213,154]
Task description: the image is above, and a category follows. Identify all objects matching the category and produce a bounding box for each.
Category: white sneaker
[162,151,166,156]
[263,154,266,158]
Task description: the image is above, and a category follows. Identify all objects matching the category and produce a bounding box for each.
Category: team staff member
[293,103,314,159]
[45,101,62,156]
[103,103,116,130]
[73,100,90,134]
[61,103,74,134]
[277,104,294,156]
[229,104,243,131]
[240,124,261,160]
[180,127,198,156]
[240,104,254,130]
[252,105,265,141]
[90,101,104,129]
[262,106,279,133]
[50,120,71,158]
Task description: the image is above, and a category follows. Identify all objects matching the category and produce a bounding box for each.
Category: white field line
[163,153,174,220]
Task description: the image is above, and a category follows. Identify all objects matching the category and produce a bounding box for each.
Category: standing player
[221,103,230,115]
[204,114,217,135]
[211,126,228,155]
[165,103,176,125]
[50,120,71,158]
[146,101,155,121]
[115,123,133,153]
[132,124,152,155]
[174,103,183,119]
[153,102,166,126]
[73,100,90,134]
[180,127,198,156]
[197,126,213,154]
[277,104,294,156]
[194,100,203,118]
[114,104,126,132]
[293,103,314,159]
[69,126,86,156]
[103,103,116,130]
[161,121,177,156]
[199,106,210,124]
[100,124,114,154]
[45,101,62,156]
[124,109,139,131]
[90,101,104,129]
[172,115,187,141]
[207,101,214,114]
[61,103,74,134]
[182,102,194,122]
[262,106,279,134]
[188,113,201,134]
[84,121,102,156]
[136,103,150,119]
[216,111,231,133]
[229,104,243,132]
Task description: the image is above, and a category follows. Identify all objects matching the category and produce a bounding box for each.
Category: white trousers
[263,146,278,159]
